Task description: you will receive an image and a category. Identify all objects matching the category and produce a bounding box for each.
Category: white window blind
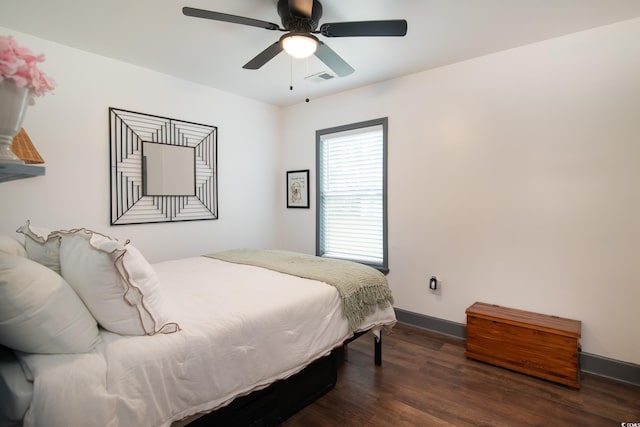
[317,120,387,269]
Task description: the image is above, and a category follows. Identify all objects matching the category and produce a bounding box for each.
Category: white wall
[0,28,281,262]
[278,18,640,364]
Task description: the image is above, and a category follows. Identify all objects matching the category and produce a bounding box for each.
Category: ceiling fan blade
[183,7,280,31]
[314,42,354,77]
[319,20,407,37]
[243,42,284,70]
[288,0,313,17]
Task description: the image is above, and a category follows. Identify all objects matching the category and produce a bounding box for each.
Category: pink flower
[0,35,56,103]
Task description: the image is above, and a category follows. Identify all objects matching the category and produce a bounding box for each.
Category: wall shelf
[0,162,45,183]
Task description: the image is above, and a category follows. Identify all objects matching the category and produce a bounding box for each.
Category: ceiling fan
[183,0,408,77]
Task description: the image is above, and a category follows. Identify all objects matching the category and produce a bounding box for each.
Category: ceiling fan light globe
[281,33,318,59]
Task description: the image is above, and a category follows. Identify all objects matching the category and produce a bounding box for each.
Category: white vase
[0,79,31,163]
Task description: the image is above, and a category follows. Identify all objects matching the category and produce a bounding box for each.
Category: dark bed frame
[187,332,382,426]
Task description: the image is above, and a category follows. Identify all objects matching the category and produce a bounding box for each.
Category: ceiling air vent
[305,71,335,83]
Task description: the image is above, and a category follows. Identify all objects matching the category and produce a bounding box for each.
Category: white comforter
[17,257,396,427]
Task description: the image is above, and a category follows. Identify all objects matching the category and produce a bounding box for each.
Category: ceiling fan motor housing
[277,0,323,32]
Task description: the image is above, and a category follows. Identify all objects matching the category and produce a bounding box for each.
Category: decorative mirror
[109,108,218,225]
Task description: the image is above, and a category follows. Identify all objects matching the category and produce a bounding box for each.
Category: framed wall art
[109,107,218,225]
[287,169,309,208]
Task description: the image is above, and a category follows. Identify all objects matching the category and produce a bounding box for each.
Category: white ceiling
[1,0,640,107]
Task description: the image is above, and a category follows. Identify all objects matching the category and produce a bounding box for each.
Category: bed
[0,225,396,427]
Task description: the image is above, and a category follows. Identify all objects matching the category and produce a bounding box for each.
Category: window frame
[315,117,388,273]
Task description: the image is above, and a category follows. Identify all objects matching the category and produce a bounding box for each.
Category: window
[316,117,388,273]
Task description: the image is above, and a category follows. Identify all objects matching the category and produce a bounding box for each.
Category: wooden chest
[465,302,581,388]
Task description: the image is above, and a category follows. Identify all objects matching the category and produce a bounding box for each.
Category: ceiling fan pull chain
[289,56,293,91]
[305,57,310,103]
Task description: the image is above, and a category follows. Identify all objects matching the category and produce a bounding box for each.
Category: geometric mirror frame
[109,107,218,225]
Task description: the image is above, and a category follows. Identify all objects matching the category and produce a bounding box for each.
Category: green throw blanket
[204,249,394,332]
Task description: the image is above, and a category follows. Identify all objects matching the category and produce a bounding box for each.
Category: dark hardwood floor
[282,323,640,426]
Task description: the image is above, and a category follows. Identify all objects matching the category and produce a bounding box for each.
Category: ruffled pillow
[16,220,62,274]
[58,228,180,336]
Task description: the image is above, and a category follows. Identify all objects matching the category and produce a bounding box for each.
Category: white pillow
[0,255,100,354]
[58,229,180,336]
[0,236,26,257]
[15,220,62,274]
